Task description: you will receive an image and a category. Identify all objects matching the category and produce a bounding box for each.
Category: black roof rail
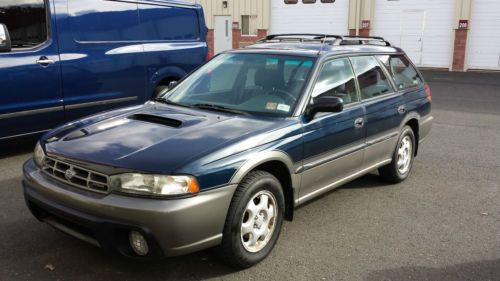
[257,33,391,47]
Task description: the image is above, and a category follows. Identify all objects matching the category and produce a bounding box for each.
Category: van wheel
[153,85,169,99]
[220,171,285,269]
[379,125,416,183]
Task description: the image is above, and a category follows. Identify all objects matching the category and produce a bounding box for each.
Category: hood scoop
[128,114,183,128]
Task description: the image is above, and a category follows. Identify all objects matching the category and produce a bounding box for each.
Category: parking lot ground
[0,69,499,281]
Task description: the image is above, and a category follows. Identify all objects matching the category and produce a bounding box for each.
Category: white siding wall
[270,0,349,34]
[372,0,455,68]
[199,0,270,30]
[467,0,500,70]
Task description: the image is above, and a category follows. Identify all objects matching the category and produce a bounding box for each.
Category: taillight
[425,83,432,102]
[206,52,212,61]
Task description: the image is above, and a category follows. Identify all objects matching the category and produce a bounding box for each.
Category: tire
[153,85,169,99]
[220,170,285,269]
[378,125,416,183]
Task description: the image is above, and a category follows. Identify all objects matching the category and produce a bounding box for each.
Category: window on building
[378,55,423,90]
[302,0,317,3]
[0,0,47,49]
[312,58,359,105]
[284,0,298,4]
[350,56,394,100]
[241,15,256,36]
[320,0,335,3]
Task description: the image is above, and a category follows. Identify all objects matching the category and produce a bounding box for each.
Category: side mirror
[305,96,344,121]
[0,24,11,53]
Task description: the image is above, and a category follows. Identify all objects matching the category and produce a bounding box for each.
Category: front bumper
[23,159,236,258]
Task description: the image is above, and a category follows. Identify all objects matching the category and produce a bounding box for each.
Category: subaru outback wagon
[23,34,433,268]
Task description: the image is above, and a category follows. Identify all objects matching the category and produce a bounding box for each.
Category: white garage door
[372,0,454,68]
[467,0,500,70]
[271,0,348,35]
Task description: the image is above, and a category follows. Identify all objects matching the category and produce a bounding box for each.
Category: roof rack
[257,34,391,47]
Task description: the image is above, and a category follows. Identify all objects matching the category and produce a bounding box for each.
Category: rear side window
[0,0,47,49]
[350,56,394,100]
[312,58,359,105]
[139,4,200,41]
[378,55,423,90]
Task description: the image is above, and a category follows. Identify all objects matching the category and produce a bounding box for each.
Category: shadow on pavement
[365,259,500,281]
[0,136,39,158]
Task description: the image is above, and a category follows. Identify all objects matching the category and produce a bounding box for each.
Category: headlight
[34,142,45,167]
[109,173,200,197]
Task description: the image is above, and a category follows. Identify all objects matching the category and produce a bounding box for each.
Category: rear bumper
[419,115,433,144]
[23,159,236,258]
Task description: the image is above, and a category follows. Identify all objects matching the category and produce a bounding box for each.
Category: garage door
[372,0,454,68]
[271,0,348,35]
[467,0,500,70]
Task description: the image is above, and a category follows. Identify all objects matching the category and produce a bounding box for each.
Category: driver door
[299,57,365,201]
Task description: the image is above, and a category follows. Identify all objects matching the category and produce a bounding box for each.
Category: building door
[467,0,500,70]
[372,0,454,68]
[214,16,232,54]
[400,10,425,65]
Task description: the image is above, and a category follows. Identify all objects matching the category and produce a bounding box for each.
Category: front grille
[42,157,110,193]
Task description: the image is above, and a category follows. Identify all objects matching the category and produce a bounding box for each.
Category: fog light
[129,231,149,256]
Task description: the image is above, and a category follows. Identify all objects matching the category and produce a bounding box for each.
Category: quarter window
[378,55,423,90]
[350,56,393,100]
[0,0,48,49]
[312,58,359,105]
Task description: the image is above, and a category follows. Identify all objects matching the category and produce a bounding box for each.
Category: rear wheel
[220,171,285,269]
[379,125,416,183]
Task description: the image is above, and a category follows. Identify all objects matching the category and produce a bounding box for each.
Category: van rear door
[58,0,146,122]
[0,0,64,140]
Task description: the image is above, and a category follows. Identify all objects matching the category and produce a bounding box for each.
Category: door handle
[354,118,364,128]
[398,105,407,115]
[36,56,55,66]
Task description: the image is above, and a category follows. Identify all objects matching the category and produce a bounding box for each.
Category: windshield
[162,53,316,116]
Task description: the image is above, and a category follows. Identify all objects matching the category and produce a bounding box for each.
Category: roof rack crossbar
[257,33,391,47]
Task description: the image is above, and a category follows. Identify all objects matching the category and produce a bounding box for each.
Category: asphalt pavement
[0,69,499,281]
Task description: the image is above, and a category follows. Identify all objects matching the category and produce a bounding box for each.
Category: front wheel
[220,171,285,269]
[378,125,416,183]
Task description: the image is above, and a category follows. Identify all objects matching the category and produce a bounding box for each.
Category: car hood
[43,102,290,173]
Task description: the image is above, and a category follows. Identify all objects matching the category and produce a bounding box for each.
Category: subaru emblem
[65,169,76,180]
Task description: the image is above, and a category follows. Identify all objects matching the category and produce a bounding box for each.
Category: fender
[229,150,301,194]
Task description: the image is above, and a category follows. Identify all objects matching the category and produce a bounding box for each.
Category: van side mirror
[305,96,344,121]
[0,24,12,53]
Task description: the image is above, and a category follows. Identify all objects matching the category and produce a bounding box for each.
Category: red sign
[458,20,469,29]
[361,20,370,29]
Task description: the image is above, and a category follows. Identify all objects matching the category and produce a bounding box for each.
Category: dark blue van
[0,0,208,140]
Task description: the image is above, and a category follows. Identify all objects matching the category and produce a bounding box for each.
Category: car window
[350,56,394,100]
[0,0,47,49]
[378,55,423,90]
[165,53,316,116]
[311,58,359,105]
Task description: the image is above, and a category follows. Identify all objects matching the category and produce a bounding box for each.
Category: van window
[69,0,140,42]
[0,0,47,49]
[139,4,200,41]
[350,56,394,100]
[312,58,359,105]
[378,55,423,90]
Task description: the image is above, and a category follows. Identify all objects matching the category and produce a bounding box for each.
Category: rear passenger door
[300,58,365,201]
[58,0,146,121]
[350,56,401,168]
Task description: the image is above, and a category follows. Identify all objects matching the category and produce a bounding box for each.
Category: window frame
[2,0,51,52]
[349,55,397,102]
[310,57,362,107]
[377,54,424,91]
[240,15,255,36]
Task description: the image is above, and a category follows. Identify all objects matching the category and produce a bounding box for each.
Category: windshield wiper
[191,103,250,116]
[153,98,192,108]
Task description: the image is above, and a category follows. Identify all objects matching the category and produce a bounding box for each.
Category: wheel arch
[229,151,299,221]
[400,112,420,156]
